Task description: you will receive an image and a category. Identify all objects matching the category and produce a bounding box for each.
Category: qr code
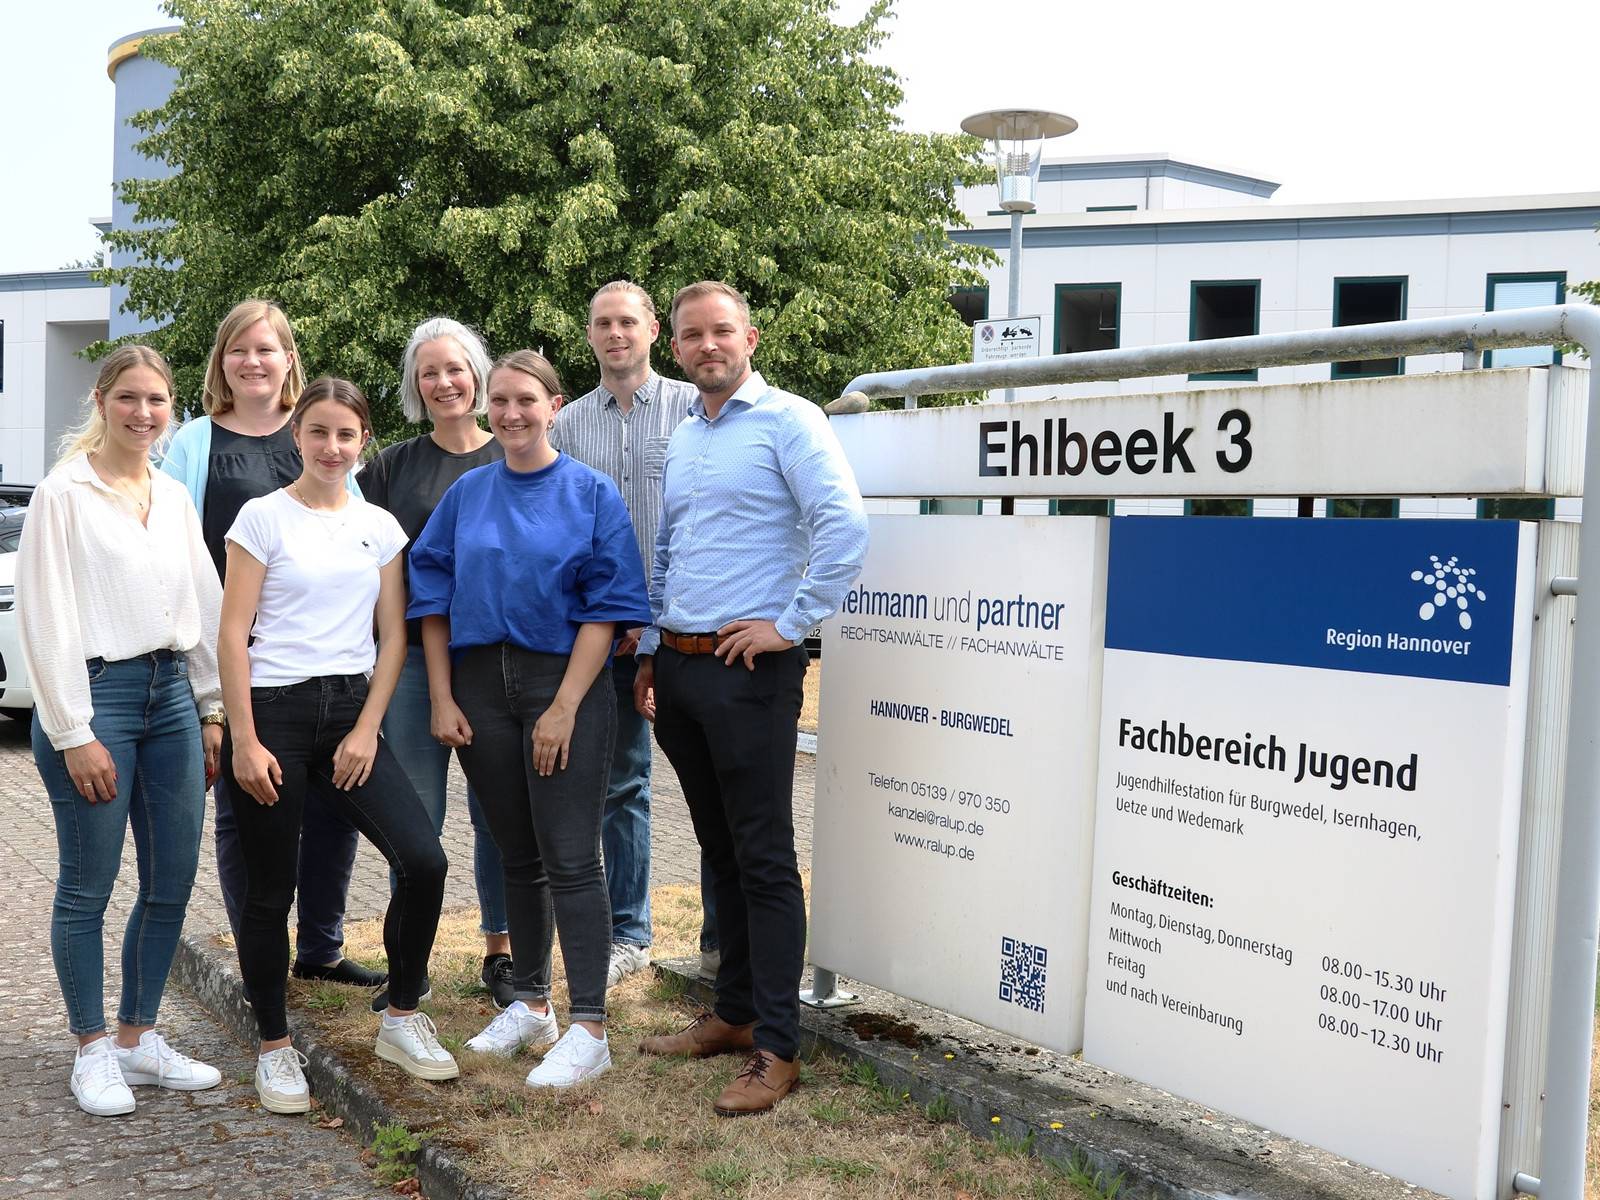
[998,936,1047,1013]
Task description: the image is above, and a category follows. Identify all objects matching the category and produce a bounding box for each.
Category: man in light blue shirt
[635,282,868,1117]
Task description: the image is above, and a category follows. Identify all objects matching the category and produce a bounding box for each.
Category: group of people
[19,279,869,1122]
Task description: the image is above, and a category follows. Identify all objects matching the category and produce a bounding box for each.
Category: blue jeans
[33,652,205,1036]
[383,646,509,935]
[701,854,719,953]
[605,657,653,948]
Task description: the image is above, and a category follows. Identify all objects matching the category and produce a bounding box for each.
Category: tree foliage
[104,0,993,431]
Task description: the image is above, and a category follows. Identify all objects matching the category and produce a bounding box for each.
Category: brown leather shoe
[638,1012,756,1058]
[713,1050,799,1117]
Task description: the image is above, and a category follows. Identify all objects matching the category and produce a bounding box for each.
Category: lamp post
[960,108,1077,403]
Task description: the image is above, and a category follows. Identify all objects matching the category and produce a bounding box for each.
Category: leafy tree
[103,0,992,431]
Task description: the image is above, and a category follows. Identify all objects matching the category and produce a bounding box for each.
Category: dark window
[1054,284,1120,354]
[1332,278,1406,378]
[1051,499,1113,516]
[1329,498,1399,519]
[1189,281,1260,381]
[1186,499,1253,517]
[1477,498,1555,520]
[1485,273,1566,367]
[947,287,989,328]
[1087,205,1137,212]
[920,498,983,516]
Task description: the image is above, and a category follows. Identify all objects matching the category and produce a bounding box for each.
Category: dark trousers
[214,772,361,966]
[222,675,447,1042]
[652,644,808,1061]
[454,645,615,1023]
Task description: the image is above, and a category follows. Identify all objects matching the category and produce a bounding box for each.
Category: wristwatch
[199,711,226,727]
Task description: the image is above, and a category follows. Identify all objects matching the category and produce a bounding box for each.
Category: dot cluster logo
[1411,555,1486,631]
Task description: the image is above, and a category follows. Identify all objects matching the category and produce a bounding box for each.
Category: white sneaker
[375,1011,460,1081]
[525,1024,610,1088]
[465,1000,559,1056]
[71,1037,135,1117]
[256,1046,311,1114]
[114,1030,223,1091]
[606,943,650,986]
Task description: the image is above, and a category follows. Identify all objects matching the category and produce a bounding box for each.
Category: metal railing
[820,304,1600,1200]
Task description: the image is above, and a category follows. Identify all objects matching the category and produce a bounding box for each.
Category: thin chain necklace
[290,481,348,538]
[89,454,150,513]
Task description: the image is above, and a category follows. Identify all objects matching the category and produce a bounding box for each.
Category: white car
[0,506,32,718]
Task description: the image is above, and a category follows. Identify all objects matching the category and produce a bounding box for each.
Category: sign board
[972,316,1042,365]
[830,367,1583,499]
[1081,517,1534,1200]
[812,515,1107,1051]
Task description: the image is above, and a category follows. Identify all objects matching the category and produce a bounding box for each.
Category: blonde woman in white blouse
[18,345,227,1118]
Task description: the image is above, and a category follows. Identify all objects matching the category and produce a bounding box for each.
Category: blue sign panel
[1106,517,1521,686]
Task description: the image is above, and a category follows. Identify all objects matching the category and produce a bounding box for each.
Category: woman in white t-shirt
[216,377,455,1114]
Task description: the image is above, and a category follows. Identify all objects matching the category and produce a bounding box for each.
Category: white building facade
[946,155,1600,519]
[0,273,110,485]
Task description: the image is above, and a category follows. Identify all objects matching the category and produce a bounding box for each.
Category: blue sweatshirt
[407,454,651,655]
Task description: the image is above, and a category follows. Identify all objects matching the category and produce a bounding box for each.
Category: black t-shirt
[360,433,504,644]
[203,422,302,581]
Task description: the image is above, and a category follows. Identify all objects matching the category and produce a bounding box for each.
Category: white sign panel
[972,316,1042,364]
[831,368,1571,499]
[1082,517,1534,1200]
[812,515,1106,1051]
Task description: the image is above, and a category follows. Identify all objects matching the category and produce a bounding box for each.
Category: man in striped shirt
[552,281,701,988]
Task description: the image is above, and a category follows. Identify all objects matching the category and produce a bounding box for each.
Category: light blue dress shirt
[639,371,868,656]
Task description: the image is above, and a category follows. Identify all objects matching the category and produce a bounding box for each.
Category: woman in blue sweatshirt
[407,349,651,1090]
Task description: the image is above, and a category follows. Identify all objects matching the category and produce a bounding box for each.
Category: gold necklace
[290,481,349,537]
[89,455,150,511]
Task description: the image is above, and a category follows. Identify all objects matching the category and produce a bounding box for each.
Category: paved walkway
[0,711,816,1196]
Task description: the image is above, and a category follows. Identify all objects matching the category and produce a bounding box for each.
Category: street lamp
[960,108,1077,402]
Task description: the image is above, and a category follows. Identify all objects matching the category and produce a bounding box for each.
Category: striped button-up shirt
[638,371,869,656]
[551,370,697,573]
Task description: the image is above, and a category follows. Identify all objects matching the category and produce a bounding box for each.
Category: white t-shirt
[226,488,408,686]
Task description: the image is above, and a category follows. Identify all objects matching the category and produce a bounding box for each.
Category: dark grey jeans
[454,645,615,1023]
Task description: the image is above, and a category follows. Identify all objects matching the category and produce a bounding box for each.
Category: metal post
[1538,346,1600,1200]
[1004,209,1023,404]
[800,965,859,1009]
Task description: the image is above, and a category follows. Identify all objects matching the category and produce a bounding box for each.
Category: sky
[3,0,1597,275]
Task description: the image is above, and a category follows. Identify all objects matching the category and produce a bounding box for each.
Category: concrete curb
[171,934,509,1200]
[655,960,1428,1200]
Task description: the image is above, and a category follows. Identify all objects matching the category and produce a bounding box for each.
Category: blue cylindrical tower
[107,27,180,339]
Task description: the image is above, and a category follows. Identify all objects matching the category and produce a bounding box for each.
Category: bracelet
[199,712,226,727]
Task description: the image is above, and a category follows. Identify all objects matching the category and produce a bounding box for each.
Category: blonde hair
[201,299,305,415]
[56,345,174,466]
[590,280,658,320]
[669,281,751,330]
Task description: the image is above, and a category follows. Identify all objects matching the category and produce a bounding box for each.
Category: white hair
[399,317,494,423]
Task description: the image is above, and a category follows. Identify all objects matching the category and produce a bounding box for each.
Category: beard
[685,354,748,394]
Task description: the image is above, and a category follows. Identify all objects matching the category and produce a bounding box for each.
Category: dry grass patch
[289,882,1104,1200]
[801,658,821,734]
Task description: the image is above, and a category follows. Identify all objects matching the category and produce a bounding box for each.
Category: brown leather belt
[661,630,724,655]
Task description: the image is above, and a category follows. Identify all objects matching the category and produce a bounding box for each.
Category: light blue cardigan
[159,414,361,512]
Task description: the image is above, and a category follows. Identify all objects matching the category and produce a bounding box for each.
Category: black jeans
[222,675,447,1042]
[652,644,809,1060]
[454,645,615,1023]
